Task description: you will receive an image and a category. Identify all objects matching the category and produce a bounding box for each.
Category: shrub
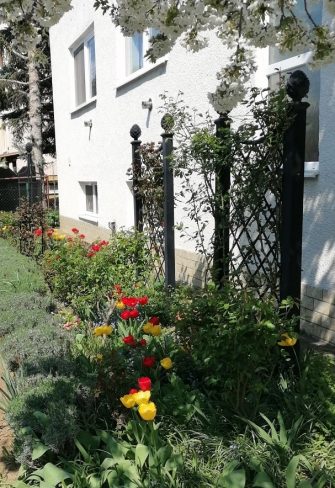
[7,376,79,464]
[0,319,73,376]
[42,230,153,319]
[168,285,298,415]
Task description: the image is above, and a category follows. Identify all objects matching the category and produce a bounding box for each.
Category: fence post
[130,124,143,232]
[213,113,231,287]
[26,142,33,205]
[161,114,175,288]
[280,70,310,332]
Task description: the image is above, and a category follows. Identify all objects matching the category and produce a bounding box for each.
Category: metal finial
[130,124,142,140]
[25,142,33,153]
[161,113,174,132]
[286,70,310,102]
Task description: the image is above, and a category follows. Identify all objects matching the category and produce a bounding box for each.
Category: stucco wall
[50,0,236,257]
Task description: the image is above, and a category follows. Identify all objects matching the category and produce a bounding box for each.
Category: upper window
[73,32,97,107]
[126,28,160,75]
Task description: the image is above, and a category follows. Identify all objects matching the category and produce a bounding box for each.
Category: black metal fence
[130,70,309,320]
[0,176,42,211]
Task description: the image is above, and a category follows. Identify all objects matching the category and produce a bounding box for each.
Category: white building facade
[50,1,335,344]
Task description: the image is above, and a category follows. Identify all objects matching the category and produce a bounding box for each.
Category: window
[82,182,98,215]
[72,32,97,107]
[268,0,321,163]
[126,28,160,75]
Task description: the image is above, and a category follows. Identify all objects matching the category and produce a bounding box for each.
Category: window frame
[70,26,97,110]
[79,181,99,223]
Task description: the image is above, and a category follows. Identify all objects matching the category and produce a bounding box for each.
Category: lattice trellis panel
[228,140,283,301]
[142,203,165,281]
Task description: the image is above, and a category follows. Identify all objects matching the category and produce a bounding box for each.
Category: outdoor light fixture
[84,119,93,128]
[141,98,153,111]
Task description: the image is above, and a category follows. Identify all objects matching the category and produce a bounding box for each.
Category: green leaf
[33,410,49,427]
[88,474,102,488]
[286,456,301,488]
[74,438,93,464]
[40,463,72,486]
[155,446,172,466]
[253,471,275,488]
[217,470,246,488]
[76,430,101,450]
[297,481,313,488]
[135,444,149,468]
[31,441,50,461]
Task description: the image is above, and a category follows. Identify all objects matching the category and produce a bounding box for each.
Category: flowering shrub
[41,230,152,319]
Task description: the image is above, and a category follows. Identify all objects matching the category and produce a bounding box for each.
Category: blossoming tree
[0,0,72,177]
[94,0,335,112]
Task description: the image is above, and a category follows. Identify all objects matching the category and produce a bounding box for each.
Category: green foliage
[7,377,79,463]
[46,210,59,228]
[168,284,297,414]
[42,230,153,319]
[160,89,290,292]
[16,199,46,258]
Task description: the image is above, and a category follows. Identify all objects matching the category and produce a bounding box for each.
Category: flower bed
[0,232,335,487]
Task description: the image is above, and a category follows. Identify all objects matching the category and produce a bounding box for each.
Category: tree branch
[12,48,28,61]
[0,78,29,86]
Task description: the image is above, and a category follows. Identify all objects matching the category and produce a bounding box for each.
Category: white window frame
[79,181,99,223]
[70,26,97,111]
[116,28,168,88]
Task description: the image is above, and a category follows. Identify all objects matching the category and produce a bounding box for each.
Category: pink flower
[79,234,86,239]
[72,228,79,234]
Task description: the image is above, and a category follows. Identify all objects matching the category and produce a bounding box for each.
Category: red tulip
[138,376,152,391]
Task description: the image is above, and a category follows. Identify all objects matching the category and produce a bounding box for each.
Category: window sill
[71,97,97,116]
[79,213,99,224]
[115,56,168,90]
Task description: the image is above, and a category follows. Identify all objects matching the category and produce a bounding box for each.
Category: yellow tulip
[143,322,154,334]
[93,325,113,336]
[133,390,151,405]
[278,333,297,347]
[138,402,157,421]
[115,300,126,310]
[120,394,136,409]
[150,325,162,337]
[160,357,173,369]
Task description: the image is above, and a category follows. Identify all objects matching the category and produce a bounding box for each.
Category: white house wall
[50,0,233,264]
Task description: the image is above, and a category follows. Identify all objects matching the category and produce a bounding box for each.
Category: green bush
[7,377,79,464]
[42,230,153,319]
[167,285,298,415]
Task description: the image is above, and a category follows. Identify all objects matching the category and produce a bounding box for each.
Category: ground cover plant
[0,233,335,487]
